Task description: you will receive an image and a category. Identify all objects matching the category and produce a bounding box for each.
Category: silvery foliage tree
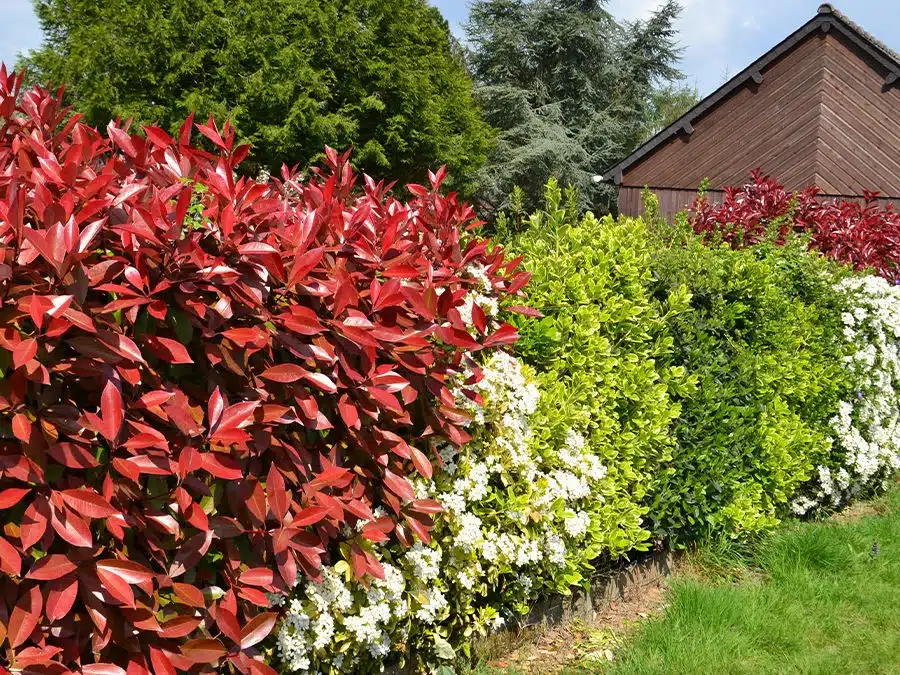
[466,0,685,215]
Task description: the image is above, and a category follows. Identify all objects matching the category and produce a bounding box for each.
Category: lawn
[476,485,900,675]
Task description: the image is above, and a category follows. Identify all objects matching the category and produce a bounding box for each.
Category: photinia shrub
[0,65,528,673]
[690,170,900,282]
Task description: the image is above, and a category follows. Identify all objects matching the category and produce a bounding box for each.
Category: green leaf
[433,635,456,662]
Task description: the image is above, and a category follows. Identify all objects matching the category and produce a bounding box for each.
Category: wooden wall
[817,32,900,195]
[617,27,900,220]
[621,35,826,192]
[619,186,899,221]
[617,186,720,220]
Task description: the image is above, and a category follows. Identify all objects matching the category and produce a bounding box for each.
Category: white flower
[544,531,567,566]
[563,511,590,538]
[455,513,484,551]
[415,587,448,624]
[311,613,334,650]
[405,543,442,581]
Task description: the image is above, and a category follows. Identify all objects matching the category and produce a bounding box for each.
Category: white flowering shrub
[273,350,623,672]
[793,275,900,514]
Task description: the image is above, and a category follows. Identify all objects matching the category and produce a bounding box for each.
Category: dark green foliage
[647,224,852,541]
[466,0,684,215]
[640,83,700,140]
[22,0,494,189]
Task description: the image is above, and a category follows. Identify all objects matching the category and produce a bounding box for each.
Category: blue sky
[2,1,900,96]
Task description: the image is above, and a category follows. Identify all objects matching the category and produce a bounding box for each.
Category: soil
[483,578,671,674]
[829,500,884,524]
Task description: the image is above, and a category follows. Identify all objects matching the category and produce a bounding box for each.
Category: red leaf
[0,535,21,577]
[308,466,351,489]
[201,453,244,480]
[12,338,37,369]
[238,242,279,255]
[291,506,329,527]
[240,567,275,588]
[181,638,227,664]
[25,554,76,580]
[211,400,259,439]
[96,559,155,584]
[61,488,117,518]
[266,464,289,521]
[50,505,93,548]
[45,575,78,621]
[160,615,201,639]
[172,582,206,609]
[240,613,277,649]
[145,335,193,364]
[8,584,42,647]
[260,364,305,383]
[507,304,543,318]
[20,498,50,550]
[410,445,433,480]
[361,517,394,543]
[302,371,337,393]
[248,660,279,675]
[215,607,242,644]
[100,380,124,442]
[143,125,174,147]
[82,664,127,675]
[483,322,519,348]
[12,413,32,443]
[338,394,359,428]
[384,469,416,501]
[149,647,178,675]
[96,565,136,608]
[207,387,224,432]
[47,442,99,469]
[0,487,31,509]
[409,498,444,515]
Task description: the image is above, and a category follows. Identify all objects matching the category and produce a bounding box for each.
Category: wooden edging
[517,548,678,630]
[387,549,679,673]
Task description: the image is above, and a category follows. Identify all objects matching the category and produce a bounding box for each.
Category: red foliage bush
[690,170,900,281]
[0,66,528,673]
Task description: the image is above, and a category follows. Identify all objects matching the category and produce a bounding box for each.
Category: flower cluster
[794,275,900,514]
[276,556,432,673]
[458,263,502,327]
[275,351,617,672]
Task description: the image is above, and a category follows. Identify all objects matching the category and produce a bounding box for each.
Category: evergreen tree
[466,0,684,214]
[641,83,700,140]
[21,0,494,191]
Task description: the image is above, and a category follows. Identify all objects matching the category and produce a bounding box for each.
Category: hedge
[690,170,900,282]
[1,68,899,675]
[0,70,526,673]
[646,217,851,540]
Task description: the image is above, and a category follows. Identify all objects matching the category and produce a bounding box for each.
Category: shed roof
[601,4,900,184]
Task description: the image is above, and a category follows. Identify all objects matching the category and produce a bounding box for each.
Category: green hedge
[509,180,693,560]
[645,222,852,541]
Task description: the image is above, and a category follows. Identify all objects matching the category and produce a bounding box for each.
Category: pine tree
[466,0,684,214]
[21,0,494,191]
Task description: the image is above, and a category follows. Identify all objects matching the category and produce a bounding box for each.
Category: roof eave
[600,5,900,184]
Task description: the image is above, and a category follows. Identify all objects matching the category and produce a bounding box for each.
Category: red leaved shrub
[0,66,528,673]
[690,170,900,281]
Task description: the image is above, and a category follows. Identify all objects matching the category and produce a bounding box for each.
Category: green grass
[471,487,900,675]
[600,487,900,675]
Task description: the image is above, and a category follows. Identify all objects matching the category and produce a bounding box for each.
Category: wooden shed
[602,4,900,220]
